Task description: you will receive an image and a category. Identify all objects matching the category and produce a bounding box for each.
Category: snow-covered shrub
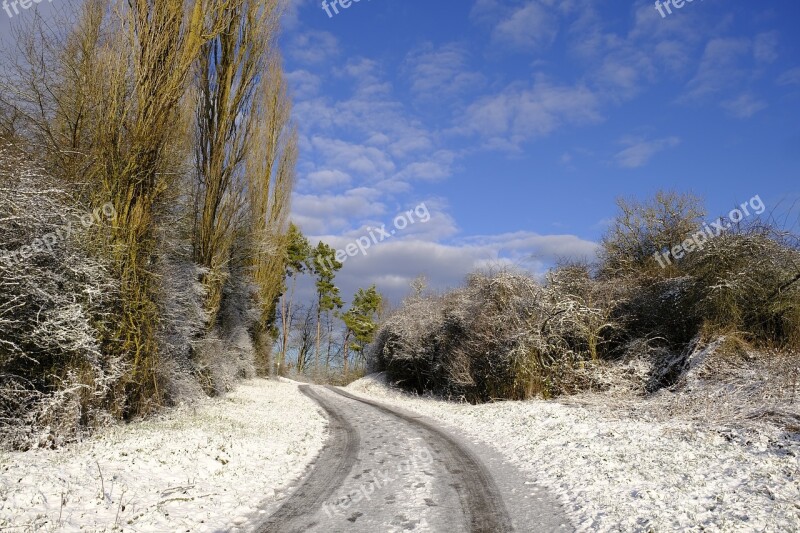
[369,230,800,403]
[369,269,618,402]
[152,235,210,403]
[682,228,800,348]
[150,216,261,399]
[186,262,259,396]
[0,139,123,449]
[605,228,800,390]
[609,276,698,362]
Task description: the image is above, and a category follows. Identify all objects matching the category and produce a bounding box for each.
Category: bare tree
[601,190,705,279]
[192,0,283,325]
[294,305,316,374]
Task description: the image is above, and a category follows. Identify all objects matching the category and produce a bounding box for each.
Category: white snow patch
[346,373,800,532]
[0,379,327,532]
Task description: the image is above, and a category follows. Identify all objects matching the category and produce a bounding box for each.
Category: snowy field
[0,379,327,532]
[347,374,800,532]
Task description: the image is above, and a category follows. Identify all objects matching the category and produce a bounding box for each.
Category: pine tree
[278,223,311,374]
[341,286,383,375]
[312,242,343,376]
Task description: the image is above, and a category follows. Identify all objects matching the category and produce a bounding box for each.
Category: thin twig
[96,461,104,500]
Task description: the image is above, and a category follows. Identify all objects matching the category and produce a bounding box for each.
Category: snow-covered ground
[0,379,327,532]
[347,374,800,532]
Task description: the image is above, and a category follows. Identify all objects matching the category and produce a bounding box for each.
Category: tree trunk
[253,321,272,377]
[325,311,333,371]
[280,275,298,375]
[343,329,351,377]
[315,300,322,378]
[279,296,287,374]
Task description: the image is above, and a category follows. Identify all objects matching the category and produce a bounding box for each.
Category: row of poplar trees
[1,0,298,418]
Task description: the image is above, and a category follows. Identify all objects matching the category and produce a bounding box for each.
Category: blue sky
[279,0,800,303]
[2,0,799,304]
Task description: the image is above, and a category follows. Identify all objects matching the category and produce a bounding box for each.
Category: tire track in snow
[326,386,513,533]
[255,385,360,533]
[257,384,513,532]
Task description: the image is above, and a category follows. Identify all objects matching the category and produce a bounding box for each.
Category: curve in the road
[256,384,513,533]
[255,385,360,533]
[327,386,514,533]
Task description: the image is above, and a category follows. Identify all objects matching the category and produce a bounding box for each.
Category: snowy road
[256,385,570,533]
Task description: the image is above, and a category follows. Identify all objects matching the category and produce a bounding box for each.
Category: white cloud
[305,169,352,189]
[292,188,386,234]
[685,38,752,99]
[754,31,779,64]
[459,77,602,148]
[299,230,599,305]
[281,0,303,30]
[288,31,340,65]
[393,150,457,182]
[310,137,396,180]
[721,93,768,119]
[286,70,321,100]
[615,136,681,168]
[777,67,800,86]
[492,2,559,51]
[403,43,486,99]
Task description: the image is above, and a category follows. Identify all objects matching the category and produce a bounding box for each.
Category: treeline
[0,0,299,449]
[369,191,800,404]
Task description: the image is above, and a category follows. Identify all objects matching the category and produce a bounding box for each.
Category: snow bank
[347,373,800,532]
[0,379,327,532]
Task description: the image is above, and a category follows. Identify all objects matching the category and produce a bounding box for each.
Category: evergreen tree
[341,286,383,374]
[312,242,343,375]
[278,223,311,374]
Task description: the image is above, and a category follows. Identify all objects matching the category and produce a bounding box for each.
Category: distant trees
[268,230,385,380]
[294,305,317,373]
[278,224,311,374]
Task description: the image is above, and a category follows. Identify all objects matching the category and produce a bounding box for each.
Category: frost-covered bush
[369,226,800,403]
[187,262,260,396]
[682,228,800,348]
[369,269,617,402]
[0,139,265,448]
[148,209,262,400]
[0,140,123,449]
[605,228,800,390]
[153,238,210,402]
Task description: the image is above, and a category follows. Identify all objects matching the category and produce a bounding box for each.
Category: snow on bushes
[369,226,800,409]
[0,140,123,449]
[0,139,265,449]
[369,268,617,402]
